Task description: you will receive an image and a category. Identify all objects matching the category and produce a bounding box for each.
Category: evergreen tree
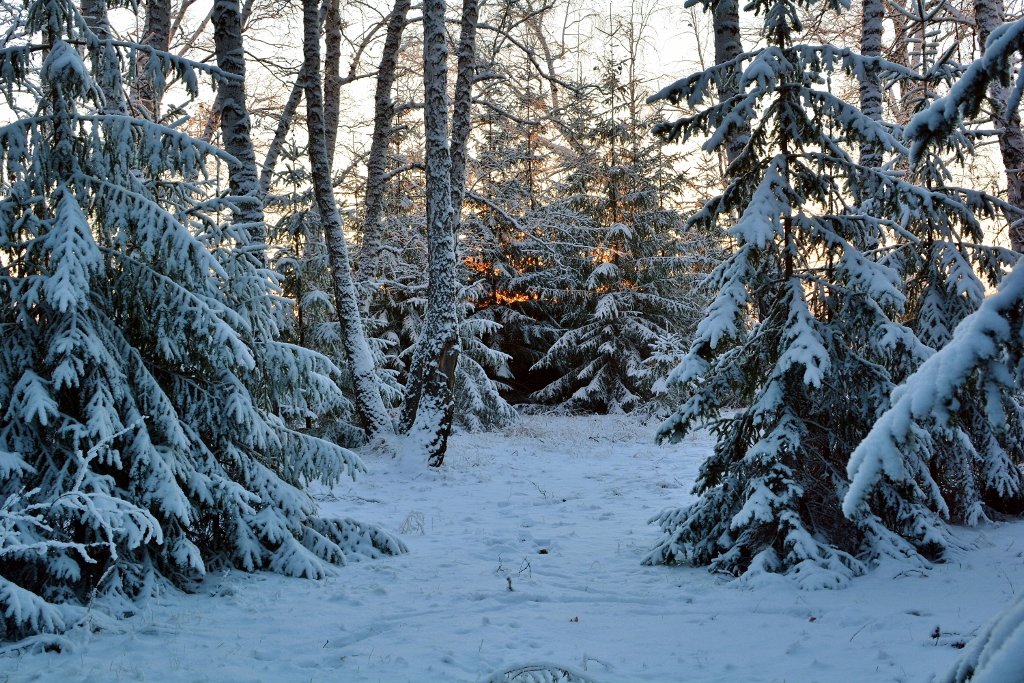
[644,0,1006,585]
[844,16,1024,558]
[0,0,403,641]
[530,50,711,413]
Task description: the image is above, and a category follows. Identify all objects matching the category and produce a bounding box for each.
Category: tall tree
[358,0,412,281]
[858,0,884,214]
[845,17,1024,555]
[644,0,1006,585]
[301,0,392,440]
[323,0,344,166]
[712,0,747,166]
[450,0,480,216]
[399,0,462,466]
[211,0,267,258]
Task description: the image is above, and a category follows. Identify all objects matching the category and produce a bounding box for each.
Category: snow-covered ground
[4,414,1022,682]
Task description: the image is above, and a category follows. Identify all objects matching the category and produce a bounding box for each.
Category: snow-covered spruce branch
[905,19,1024,163]
[844,261,1024,519]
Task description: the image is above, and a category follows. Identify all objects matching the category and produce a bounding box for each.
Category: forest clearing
[5,414,1022,682]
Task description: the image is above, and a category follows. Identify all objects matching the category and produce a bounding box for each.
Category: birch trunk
[859,0,884,168]
[712,0,746,166]
[974,0,1024,252]
[858,0,884,249]
[211,0,266,253]
[324,0,343,168]
[301,0,392,439]
[399,0,461,467]
[450,0,479,214]
[258,68,305,198]
[359,0,412,280]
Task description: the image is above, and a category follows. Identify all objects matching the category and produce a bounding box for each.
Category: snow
[4,413,1022,682]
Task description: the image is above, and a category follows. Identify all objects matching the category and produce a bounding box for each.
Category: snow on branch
[844,259,1024,518]
[905,19,1024,164]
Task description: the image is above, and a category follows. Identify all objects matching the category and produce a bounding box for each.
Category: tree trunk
[858,0,884,249]
[137,0,171,119]
[399,0,461,467]
[324,0,343,168]
[81,0,127,115]
[259,68,305,198]
[302,0,392,440]
[359,0,412,281]
[859,0,884,168]
[712,0,746,166]
[450,0,479,215]
[974,0,1024,252]
[211,0,266,254]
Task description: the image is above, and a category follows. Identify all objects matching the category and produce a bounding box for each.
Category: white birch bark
[399,0,461,467]
[358,0,412,280]
[974,0,1024,252]
[859,0,884,168]
[324,0,343,169]
[211,0,266,253]
[859,0,884,249]
[450,0,479,215]
[301,0,392,440]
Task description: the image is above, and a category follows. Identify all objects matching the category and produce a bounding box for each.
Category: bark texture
[859,0,884,169]
[974,0,1024,252]
[302,0,392,439]
[712,0,747,166]
[138,0,171,118]
[450,0,479,214]
[81,0,112,41]
[324,0,343,168]
[211,0,266,252]
[399,0,461,467]
[359,0,412,280]
[858,0,884,250]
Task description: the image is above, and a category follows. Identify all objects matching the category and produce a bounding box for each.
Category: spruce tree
[530,53,710,413]
[0,0,403,641]
[644,0,1004,585]
[844,17,1024,559]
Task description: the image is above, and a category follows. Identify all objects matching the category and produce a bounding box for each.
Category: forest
[1,0,1023,680]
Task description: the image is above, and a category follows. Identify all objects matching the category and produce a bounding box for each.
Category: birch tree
[858,0,884,231]
[450,0,480,217]
[211,0,267,256]
[711,0,747,165]
[358,0,412,281]
[399,0,462,466]
[301,0,392,440]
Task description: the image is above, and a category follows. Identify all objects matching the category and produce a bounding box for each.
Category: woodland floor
[3,413,1023,682]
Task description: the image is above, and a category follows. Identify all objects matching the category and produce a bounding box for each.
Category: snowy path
[4,414,1023,682]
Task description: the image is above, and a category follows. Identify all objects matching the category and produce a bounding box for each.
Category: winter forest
[1,0,1024,679]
